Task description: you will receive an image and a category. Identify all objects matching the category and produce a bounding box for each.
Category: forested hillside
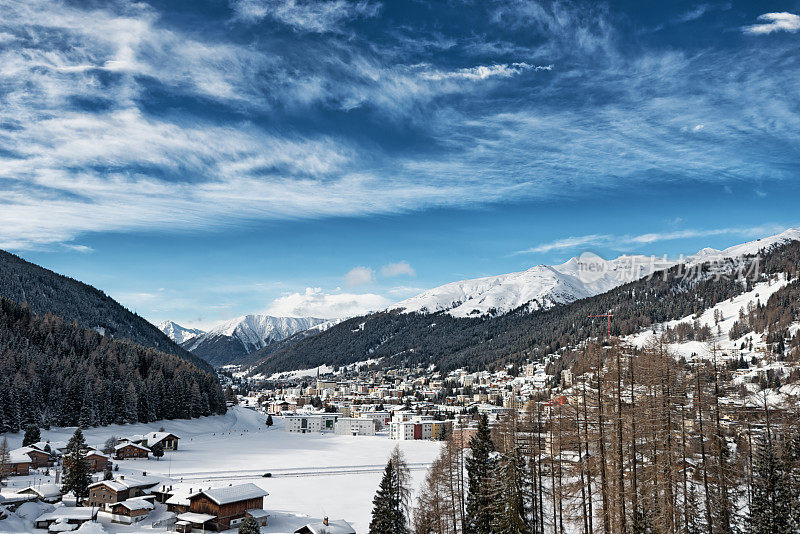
[251,241,800,375]
[0,250,211,372]
[0,297,226,433]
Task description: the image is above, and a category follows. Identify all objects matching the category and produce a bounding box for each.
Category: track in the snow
[173,463,432,481]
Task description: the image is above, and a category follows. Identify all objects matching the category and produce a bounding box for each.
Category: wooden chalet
[114,441,150,459]
[105,496,155,524]
[87,475,160,508]
[141,431,180,451]
[2,450,31,476]
[84,450,110,472]
[182,483,269,531]
[15,447,52,469]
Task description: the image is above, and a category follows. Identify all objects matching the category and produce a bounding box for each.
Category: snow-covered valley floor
[1,407,442,533]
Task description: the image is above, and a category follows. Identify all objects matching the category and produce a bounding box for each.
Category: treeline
[252,241,800,375]
[406,341,800,534]
[0,249,210,371]
[0,297,226,433]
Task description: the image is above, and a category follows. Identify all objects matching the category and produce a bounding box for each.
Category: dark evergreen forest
[0,297,226,433]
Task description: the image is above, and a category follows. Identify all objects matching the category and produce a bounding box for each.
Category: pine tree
[238,517,260,534]
[151,442,164,460]
[266,414,274,428]
[747,435,792,534]
[467,414,496,534]
[22,424,41,447]
[492,449,528,534]
[62,428,91,504]
[369,458,408,534]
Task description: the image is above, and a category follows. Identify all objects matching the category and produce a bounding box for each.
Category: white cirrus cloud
[516,224,790,255]
[230,0,381,32]
[418,63,551,82]
[743,12,800,34]
[266,287,390,318]
[380,261,416,277]
[344,266,375,287]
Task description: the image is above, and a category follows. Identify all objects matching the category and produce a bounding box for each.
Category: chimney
[323,517,329,526]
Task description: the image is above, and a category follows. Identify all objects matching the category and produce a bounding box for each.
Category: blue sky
[2,0,800,327]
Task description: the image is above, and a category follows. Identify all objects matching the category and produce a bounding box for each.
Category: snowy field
[0,407,442,533]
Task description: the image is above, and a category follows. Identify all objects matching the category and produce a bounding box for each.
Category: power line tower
[588,313,614,339]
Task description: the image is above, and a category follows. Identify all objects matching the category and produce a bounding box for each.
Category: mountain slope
[0,250,213,372]
[389,228,800,318]
[390,254,673,317]
[158,320,205,344]
[250,230,800,375]
[182,314,326,366]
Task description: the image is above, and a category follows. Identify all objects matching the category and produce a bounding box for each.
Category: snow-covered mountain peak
[183,314,327,354]
[157,321,205,345]
[390,227,800,319]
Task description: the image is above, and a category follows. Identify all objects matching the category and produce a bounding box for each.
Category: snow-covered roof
[143,431,179,443]
[18,484,61,499]
[177,511,216,523]
[114,442,150,452]
[36,506,97,522]
[89,480,128,492]
[88,475,160,492]
[246,508,270,518]
[295,519,356,534]
[9,449,33,464]
[31,441,66,452]
[189,483,268,505]
[112,497,154,511]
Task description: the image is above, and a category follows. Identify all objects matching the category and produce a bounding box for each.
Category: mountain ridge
[388,228,800,318]
[178,314,327,367]
[0,249,213,372]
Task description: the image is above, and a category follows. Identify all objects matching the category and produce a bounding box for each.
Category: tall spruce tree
[62,428,91,504]
[369,459,409,534]
[746,435,792,534]
[491,449,529,534]
[467,414,496,534]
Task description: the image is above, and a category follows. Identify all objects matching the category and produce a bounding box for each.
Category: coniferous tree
[491,448,528,534]
[467,414,496,534]
[22,424,41,447]
[369,459,408,534]
[238,517,260,534]
[747,435,792,534]
[62,428,91,504]
[151,442,164,460]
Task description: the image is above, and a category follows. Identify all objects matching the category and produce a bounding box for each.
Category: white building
[284,414,339,433]
[389,417,434,440]
[334,418,376,436]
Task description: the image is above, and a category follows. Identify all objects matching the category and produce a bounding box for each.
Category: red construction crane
[588,313,614,339]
